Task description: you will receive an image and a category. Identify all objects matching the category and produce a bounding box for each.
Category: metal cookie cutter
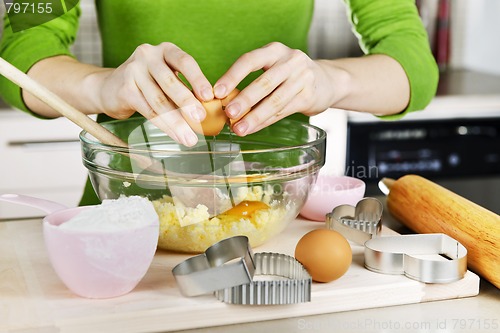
[172,236,255,296]
[364,234,467,283]
[215,252,312,305]
[326,197,383,244]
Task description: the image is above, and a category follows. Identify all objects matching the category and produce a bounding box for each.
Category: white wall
[310,0,500,76]
[450,0,500,74]
[308,0,362,59]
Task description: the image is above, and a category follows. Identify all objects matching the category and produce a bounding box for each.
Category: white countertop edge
[347,95,500,123]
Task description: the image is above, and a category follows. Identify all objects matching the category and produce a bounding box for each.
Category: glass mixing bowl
[80,117,326,253]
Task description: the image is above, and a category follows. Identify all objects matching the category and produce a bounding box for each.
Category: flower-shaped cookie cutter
[364,234,467,283]
[172,236,255,297]
[326,197,383,245]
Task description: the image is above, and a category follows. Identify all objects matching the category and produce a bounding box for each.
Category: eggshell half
[186,99,227,136]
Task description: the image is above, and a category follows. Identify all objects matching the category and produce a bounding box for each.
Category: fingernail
[214,84,226,98]
[184,132,198,147]
[201,87,213,101]
[234,121,248,136]
[192,106,206,121]
[226,103,240,118]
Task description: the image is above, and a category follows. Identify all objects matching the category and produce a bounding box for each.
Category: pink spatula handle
[0,193,67,215]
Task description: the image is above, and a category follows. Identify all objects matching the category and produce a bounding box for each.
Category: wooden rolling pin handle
[379,177,396,195]
[380,177,396,190]
[385,174,500,289]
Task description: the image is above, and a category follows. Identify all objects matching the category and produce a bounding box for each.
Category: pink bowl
[299,174,366,221]
[43,207,159,299]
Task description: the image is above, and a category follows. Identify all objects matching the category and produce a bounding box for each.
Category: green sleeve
[0,4,81,114]
[345,0,439,119]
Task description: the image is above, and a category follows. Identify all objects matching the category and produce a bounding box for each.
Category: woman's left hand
[213,42,337,136]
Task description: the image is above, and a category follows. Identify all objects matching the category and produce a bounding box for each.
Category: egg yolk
[221,201,270,218]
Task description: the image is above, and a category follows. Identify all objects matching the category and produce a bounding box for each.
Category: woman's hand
[213,42,341,136]
[95,43,214,146]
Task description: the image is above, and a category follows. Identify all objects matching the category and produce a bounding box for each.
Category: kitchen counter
[1,74,499,332]
[436,69,500,96]
[183,282,499,333]
[177,217,500,333]
[1,198,498,333]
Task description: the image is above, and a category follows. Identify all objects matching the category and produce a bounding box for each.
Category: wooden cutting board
[0,218,479,333]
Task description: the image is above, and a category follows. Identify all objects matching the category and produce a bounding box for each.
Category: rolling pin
[382,175,500,288]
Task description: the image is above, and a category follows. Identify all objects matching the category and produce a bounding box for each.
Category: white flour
[59,196,158,232]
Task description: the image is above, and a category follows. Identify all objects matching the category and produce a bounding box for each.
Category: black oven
[346,117,500,214]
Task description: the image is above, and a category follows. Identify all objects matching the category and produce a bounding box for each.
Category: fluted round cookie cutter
[215,252,312,305]
[172,236,312,304]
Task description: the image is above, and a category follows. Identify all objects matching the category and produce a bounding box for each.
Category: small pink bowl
[43,207,159,299]
[0,194,159,299]
[299,175,366,221]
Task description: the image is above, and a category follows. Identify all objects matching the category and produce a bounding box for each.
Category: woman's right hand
[95,43,213,147]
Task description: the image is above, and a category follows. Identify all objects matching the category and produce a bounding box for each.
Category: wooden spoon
[0,57,237,215]
[0,57,126,147]
[0,57,167,175]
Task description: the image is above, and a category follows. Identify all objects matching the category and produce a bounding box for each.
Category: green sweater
[0,0,438,205]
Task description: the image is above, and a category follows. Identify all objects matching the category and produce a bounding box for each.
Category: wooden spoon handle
[0,57,126,147]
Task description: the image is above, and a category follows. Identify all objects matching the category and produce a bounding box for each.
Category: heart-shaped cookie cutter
[325,197,383,244]
[215,252,312,305]
[172,236,255,296]
[364,234,467,283]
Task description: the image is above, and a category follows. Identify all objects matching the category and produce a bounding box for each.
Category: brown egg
[186,99,227,136]
[220,88,250,126]
[221,88,240,108]
[294,229,352,283]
